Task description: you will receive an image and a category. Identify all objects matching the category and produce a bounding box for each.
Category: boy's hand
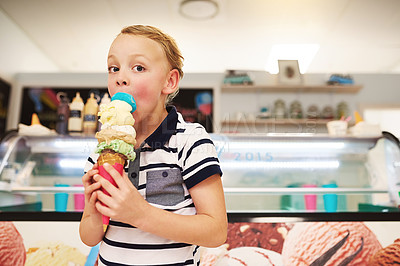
[82,164,102,218]
[80,163,105,246]
[94,163,149,226]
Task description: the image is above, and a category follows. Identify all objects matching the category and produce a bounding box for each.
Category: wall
[0,9,58,83]
[218,72,400,134]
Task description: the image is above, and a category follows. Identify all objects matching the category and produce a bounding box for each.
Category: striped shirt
[84,106,222,266]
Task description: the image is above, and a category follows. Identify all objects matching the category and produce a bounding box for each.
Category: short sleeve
[179,125,222,189]
[83,152,99,174]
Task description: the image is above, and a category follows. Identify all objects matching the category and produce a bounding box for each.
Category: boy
[79,25,227,265]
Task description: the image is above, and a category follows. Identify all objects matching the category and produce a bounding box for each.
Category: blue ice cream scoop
[111,92,137,113]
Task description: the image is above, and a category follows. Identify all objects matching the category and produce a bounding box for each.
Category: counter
[1,131,399,212]
[1,212,400,265]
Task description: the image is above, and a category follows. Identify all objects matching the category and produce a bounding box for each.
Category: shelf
[1,212,400,222]
[221,118,354,126]
[221,84,363,93]
[224,187,388,195]
[0,186,84,194]
[1,186,386,195]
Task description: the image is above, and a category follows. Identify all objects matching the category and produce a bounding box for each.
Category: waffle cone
[97,152,126,166]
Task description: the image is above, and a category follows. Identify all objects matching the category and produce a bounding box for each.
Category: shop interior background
[1,0,400,136]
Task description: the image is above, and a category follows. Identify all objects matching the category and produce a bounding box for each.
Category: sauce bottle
[68,92,84,134]
[56,92,70,135]
[97,93,111,131]
[83,93,99,135]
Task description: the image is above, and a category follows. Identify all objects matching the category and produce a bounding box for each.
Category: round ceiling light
[179,0,219,20]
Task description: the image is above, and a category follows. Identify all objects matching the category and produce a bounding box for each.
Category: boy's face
[107,34,172,124]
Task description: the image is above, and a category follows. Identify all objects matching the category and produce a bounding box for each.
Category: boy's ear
[162,69,180,95]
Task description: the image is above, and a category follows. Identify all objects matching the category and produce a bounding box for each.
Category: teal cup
[323,183,338,212]
[54,184,70,212]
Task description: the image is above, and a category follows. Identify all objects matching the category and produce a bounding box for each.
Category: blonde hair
[120,25,184,105]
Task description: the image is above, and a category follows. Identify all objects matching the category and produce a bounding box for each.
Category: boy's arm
[95,164,227,247]
[185,173,228,246]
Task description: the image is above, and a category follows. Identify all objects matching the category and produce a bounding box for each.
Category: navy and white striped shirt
[84,106,222,266]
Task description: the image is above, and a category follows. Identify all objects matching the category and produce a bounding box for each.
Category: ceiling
[1,0,400,76]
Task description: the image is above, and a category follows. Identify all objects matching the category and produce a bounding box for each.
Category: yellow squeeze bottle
[97,93,111,131]
[83,93,99,135]
[68,92,84,134]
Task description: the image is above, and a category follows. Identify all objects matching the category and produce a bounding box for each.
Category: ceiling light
[179,0,219,20]
[265,44,320,74]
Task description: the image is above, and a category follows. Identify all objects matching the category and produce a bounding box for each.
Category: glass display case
[0,132,97,211]
[214,132,400,213]
[0,131,399,213]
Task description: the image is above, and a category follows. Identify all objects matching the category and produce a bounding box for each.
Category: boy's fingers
[83,169,99,184]
[95,200,110,216]
[103,163,120,177]
[95,172,120,198]
[102,163,127,188]
[95,173,116,192]
[96,189,113,208]
[88,190,98,204]
[90,168,99,174]
[87,182,101,193]
[95,191,116,218]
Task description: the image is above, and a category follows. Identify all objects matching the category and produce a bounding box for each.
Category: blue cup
[323,183,338,212]
[54,184,70,212]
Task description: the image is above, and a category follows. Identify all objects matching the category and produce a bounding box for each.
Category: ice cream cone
[97,150,126,166]
[97,150,126,231]
[94,92,137,232]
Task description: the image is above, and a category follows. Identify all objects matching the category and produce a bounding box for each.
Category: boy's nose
[116,72,130,86]
[117,79,128,86]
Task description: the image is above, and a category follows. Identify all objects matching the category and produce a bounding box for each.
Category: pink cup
[303,184,317,211]
[74,184,85,211]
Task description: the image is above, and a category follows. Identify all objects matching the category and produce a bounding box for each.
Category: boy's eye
[133,65,145,72]
[108,66,119,73]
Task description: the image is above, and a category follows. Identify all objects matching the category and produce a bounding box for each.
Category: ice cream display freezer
[214,132,400,213]
[1,131,400,265]
[0,131,399,213]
